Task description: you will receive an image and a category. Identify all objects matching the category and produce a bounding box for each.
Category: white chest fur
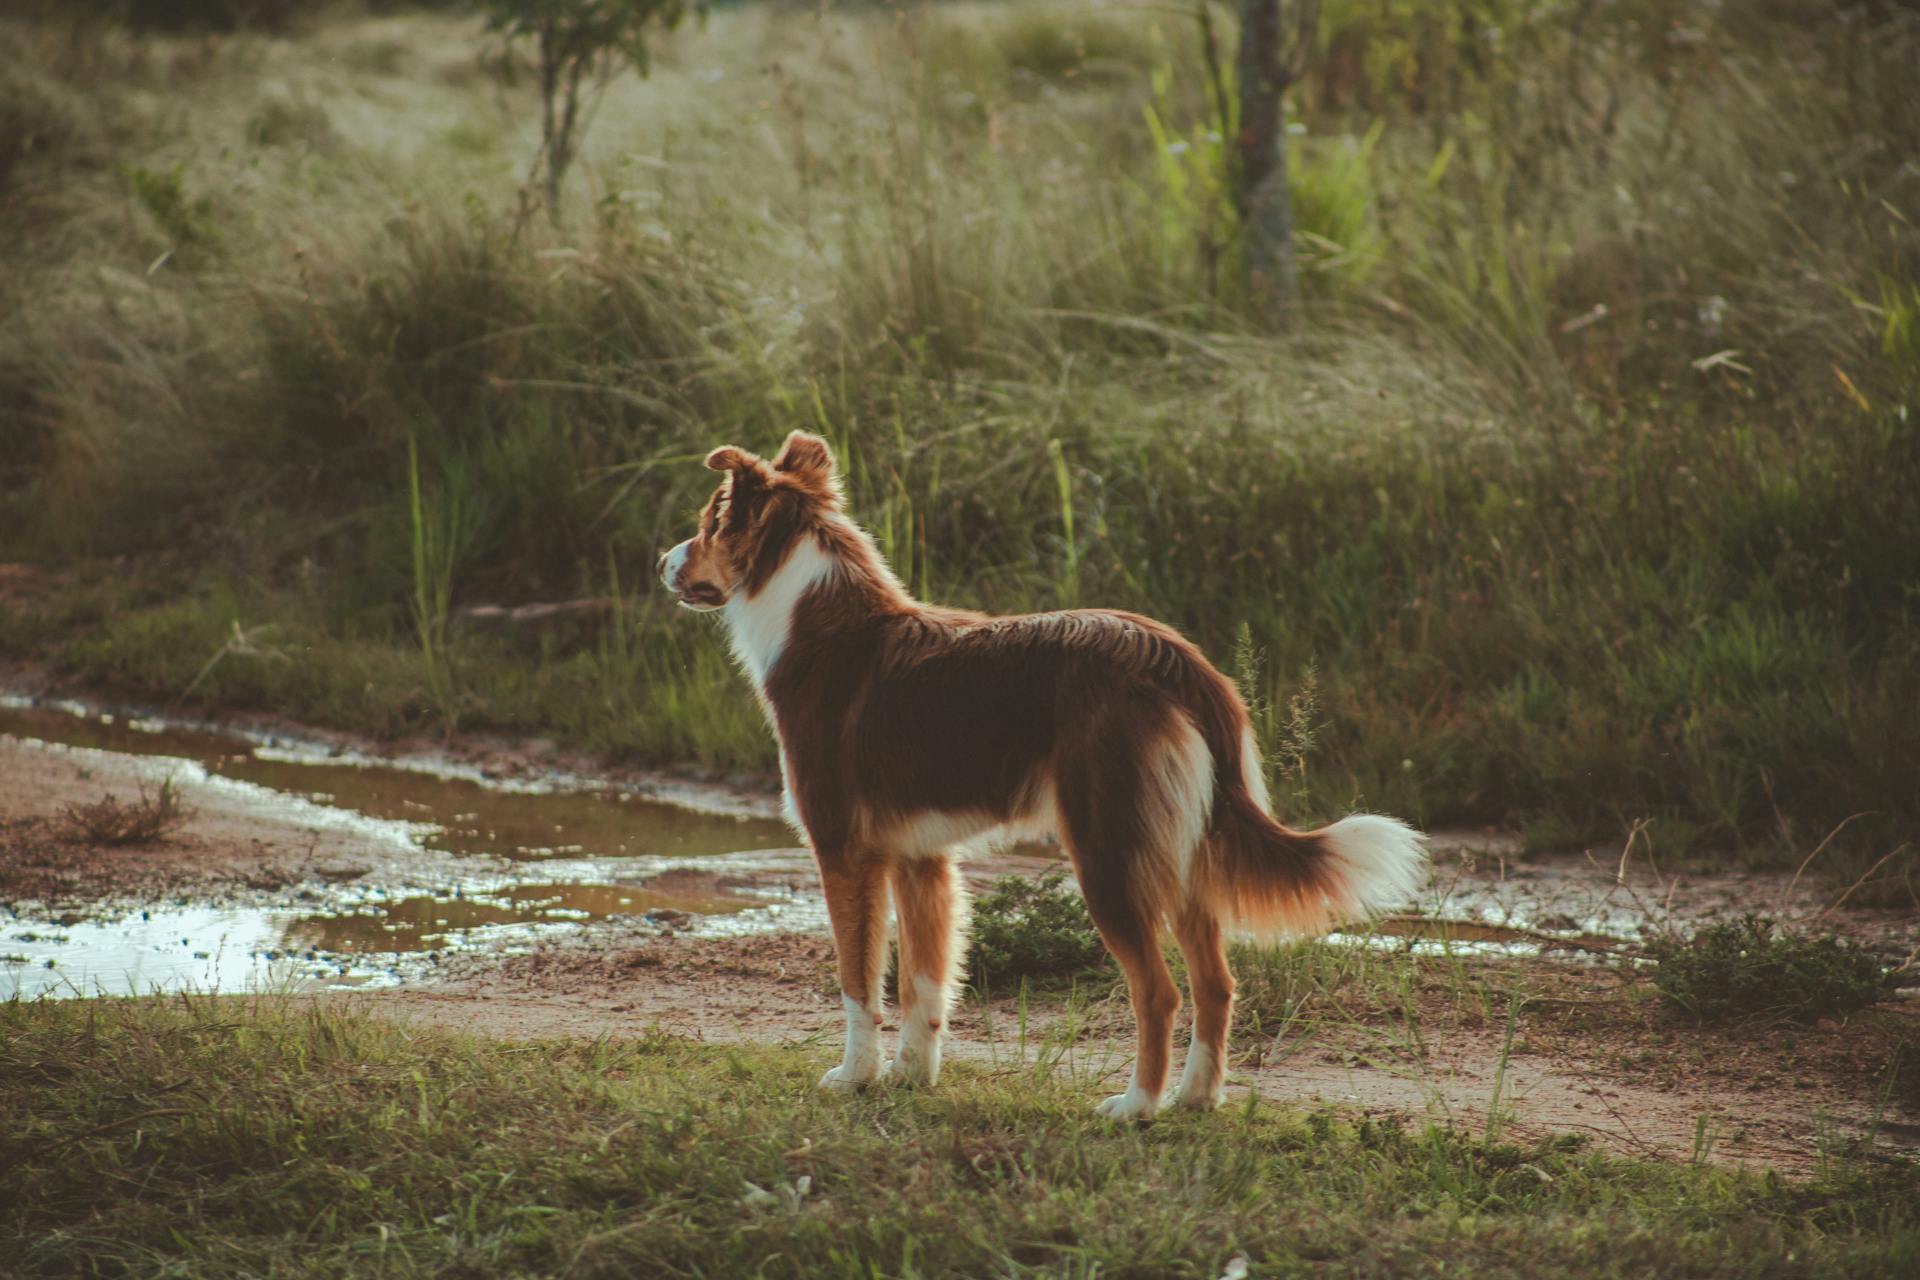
[721,537,836,694]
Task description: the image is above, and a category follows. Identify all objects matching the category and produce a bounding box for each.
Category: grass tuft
[1652,916,1894,1025]
[56,777,191,846]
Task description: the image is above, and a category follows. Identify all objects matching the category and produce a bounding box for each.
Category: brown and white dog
[658,431,1426,1120]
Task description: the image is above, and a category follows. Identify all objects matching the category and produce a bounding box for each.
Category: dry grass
[56,777,191,846]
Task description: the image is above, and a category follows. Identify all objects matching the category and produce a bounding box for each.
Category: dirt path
[352,925,1916,1176]
[5,700,1917,1178]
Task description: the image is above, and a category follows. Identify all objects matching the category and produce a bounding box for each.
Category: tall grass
[0,1,1915,866]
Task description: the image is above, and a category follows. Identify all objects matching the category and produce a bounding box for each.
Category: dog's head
[657,431,840,611]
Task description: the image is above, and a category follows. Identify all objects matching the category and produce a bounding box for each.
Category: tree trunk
[1236,0,1299,320]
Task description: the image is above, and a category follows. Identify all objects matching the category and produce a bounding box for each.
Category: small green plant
[966,868,1107,989]
[1652,916,1891,1024]
[1140,59,1241,300]
[121,162,214,246]
[1289,119,1385,291]
[406,437,468,733]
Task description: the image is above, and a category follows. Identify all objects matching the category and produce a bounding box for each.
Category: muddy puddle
[1,696,814,1000]
[7,693,1910,1007]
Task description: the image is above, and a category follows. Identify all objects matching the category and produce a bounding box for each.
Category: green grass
[2,995,1916,1278]
[1652,916,1896,1025]
[0,2,1916,869]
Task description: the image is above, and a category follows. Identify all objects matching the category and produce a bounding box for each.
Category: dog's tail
[1191,725,1427,935]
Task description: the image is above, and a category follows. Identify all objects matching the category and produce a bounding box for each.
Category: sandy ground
[4,712,1918,1177]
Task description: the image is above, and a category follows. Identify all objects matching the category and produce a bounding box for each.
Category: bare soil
[0,734,389,906]
[4,707,1917,1178]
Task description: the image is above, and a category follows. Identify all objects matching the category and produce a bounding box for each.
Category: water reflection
[0,701,793,861]
[0,697,807,998]
[286,882,752,953]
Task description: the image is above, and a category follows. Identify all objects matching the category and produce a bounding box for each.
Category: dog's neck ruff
[722,534,838,693]
[721,514,915,699]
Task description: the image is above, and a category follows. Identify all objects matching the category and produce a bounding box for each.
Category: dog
[658,431,1426,1120]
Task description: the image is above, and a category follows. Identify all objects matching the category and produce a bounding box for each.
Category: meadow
[3,984,1917,1278]
[2,0,1916,874]
[5,8,1918,1270]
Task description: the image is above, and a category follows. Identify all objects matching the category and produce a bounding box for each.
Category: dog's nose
[656,550,669,576]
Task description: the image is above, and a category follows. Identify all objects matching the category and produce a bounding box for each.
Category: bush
[1652,916,1892,1024]
[966,868,1108,989]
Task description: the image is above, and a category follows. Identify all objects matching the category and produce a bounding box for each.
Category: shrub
[1651,916,1892,1024]
[966,868,1107,988]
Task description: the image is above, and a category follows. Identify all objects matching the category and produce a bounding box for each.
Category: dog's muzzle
[658,542,724,611]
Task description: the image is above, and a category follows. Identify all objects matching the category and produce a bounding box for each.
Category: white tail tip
[1322,813,1428,914]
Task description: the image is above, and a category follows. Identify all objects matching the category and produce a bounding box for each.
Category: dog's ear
[771,431,834,479]
[706,445,776,495]
[704,445,762,474]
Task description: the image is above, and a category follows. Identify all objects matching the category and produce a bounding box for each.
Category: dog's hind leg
[1169,902,1233,1110]
[817,847,892,1091]
[1058,771,1184,1122]
[887,855,969,1087]
[1057,709,1218,1121]
[1078,885,1180,1123]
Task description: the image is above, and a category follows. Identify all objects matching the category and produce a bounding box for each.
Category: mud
[0,697,815,998]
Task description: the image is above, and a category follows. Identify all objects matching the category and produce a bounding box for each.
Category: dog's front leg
[887,854,968,1087]
[815,848,891,1091]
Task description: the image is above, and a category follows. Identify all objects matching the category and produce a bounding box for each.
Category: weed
[1653,916,1893,1024]
[406,436,467,733]
[56,777,190,845]
[966,867,1107,990]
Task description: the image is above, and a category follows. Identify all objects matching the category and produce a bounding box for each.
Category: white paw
[1094,1087,1161,1123]
[1170,1045,1222,1111]
[885,1049,939,1087]
[1168,1084,1224,1112]
[818,1063,879,1092]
